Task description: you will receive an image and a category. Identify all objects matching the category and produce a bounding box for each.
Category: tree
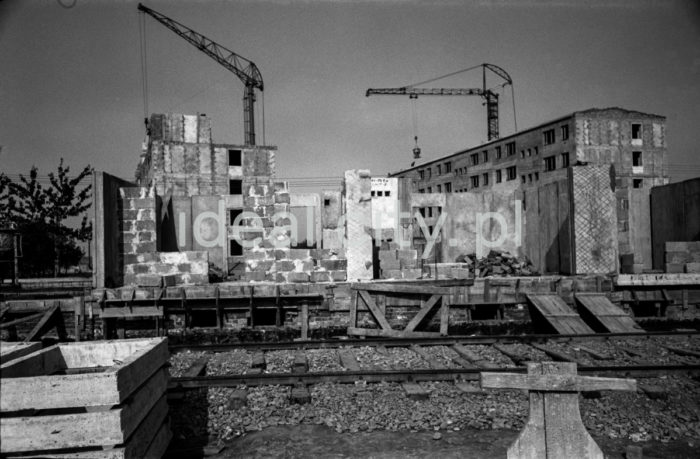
[0,159,93,277]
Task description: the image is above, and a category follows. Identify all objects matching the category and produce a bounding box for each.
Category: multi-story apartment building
[390,107,668,271]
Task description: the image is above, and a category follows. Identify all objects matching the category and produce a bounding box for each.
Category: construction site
[1,2,700,458]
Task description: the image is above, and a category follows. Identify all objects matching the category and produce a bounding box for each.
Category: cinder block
[665,263,685,274]
[287,272,310,283]
[665,251,690,264]
[685,263,700,274]
[273,260,295,272]
[330,271,347,282]
[311,271,331,283]
[244,271,267,282]
[320,259,347,270]
[380,259,401,270]
[135,274,163,287]
[665,241,689,252]
[288,249,311,259]
[402,268,422,279]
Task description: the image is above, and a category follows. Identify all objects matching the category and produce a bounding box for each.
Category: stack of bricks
[124,252,209,287]
[665,241,700,274]
[120,187,157,285]
[120,187,209,287]
[378,246,421,279]
[243,248,347,283]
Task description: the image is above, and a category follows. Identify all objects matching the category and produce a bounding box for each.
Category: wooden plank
[7,397,170,458]
[100,306,163,319]
[574,293,643,333]
[404,295,441,332]
[663,345,700,359]
[493,343,528,366]
[351,282,451,295]
[251,351,266,370]
[439,302,449,336]
[357,290,392,331]
[530,343,582,365]
[292,352,308,374]
[527,294,594,335]
[182,357,208,378]
[577,345,613,361]
[346,327,441,338]
[0,368,168,453]
[0,311,46,329]
[349,290,358,329]
[410,345,441,369]
[452,344,499,369]
[480,372,637,392]
[300,303,309,340]
[1,338,168,411]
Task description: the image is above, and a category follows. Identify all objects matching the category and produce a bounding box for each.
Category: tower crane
[366,63,514,158]
[137,3,264,145]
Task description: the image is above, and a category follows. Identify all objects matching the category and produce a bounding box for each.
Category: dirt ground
[167,424,700,458]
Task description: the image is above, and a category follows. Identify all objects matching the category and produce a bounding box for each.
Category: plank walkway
[526,294,594,334]
[574,293,644,333]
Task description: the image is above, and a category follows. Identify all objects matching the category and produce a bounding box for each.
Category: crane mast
[137,3,263,145]
[366,63,512,142]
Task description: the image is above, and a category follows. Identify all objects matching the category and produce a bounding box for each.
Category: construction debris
[456,250,539,277]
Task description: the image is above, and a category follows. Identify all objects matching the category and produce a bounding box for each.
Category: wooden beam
[440,302,449,336]
[0,311,46,329]
[357,290,392,331]
[300,303,309,340]
[351,282,451,295]
[404,294,441,332]
[182,357,208,378]
[349,290,358,329]
[24,304,61,342]
[530,343,583,365]
[347,326,440,338]
[215,286,222,330]
[480,373,637,392]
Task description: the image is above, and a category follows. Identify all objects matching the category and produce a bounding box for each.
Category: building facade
[390,107,668,271]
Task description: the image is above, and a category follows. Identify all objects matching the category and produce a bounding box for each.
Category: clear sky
[1,0,699,191]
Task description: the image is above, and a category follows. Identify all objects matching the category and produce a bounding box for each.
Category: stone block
[666,263,685,274]
[666,251,690,264]
[311,271,331,283]
[133,263,151,275]
[274,260,295,272]
[293,259,315,272]
[135,273,163,287]
[451,268,471,279]
[322,229,344,250]
[665,241,689,252]
[320,259,347,270]
[310,249,332,260]
[135,221,156,232]
[275,192,290,204]
[244,271,267,282]
[402,268,422,279]
[162,274,180,287]
[380,259,401,270]
[247,260,274,272]
[287,272,310,283]
[288,248,311,259]
[135,242,157,254]
[330,271,347,282]
[274,249,290,260]
[685,263,700,274]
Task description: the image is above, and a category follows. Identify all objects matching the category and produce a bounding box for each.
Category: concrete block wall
[344,170,373,280]
[242,247,347,283]
[124,251,209,286]
[119,186,157,284]
[665,241,700,273]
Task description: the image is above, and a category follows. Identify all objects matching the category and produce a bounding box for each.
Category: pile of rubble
[456,250,538,277]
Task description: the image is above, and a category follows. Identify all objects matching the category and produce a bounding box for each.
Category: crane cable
[411,96,420,156]
[138,12,149,124]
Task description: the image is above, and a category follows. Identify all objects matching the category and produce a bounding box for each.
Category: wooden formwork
[0,338,171,458]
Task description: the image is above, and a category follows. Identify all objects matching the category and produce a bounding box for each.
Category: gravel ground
[264,350,294,373]
[168,350,209,377]
[353,346,430,370]
[497,343,549,363]
[307,349,346,372]
[463,344,516,367]
[207,350,252,375]
[420,345,463,369]
[171,375,700,447]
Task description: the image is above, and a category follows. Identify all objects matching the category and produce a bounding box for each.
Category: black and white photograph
[1,0,699,457]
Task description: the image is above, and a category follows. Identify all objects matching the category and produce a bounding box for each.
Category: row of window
[370,190,391,197]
